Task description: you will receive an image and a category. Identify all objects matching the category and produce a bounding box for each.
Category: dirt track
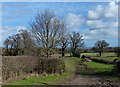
[65,74,120,86]
[64,62,120,86]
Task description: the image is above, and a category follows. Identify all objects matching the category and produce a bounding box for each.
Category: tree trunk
[99,52,102,57]
[72,50,75,57]
[72,48,76,57]
[62,48,65,57]
[46,51,49,58]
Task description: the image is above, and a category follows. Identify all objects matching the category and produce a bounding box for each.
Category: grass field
[81,52,117,57]
[64,52,117,57]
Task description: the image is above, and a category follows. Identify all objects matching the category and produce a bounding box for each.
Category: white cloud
[83,21,118,40]
[86,20,101,26]
[88,5,103,20]
[65,13,84,31]
[88,10,99,20]
[104,2,118,19]
[87,20,118,30]
[88,2,118,20]
[84,2,118,41]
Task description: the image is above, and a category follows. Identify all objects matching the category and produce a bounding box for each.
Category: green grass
[93,57,120,61]
[84,61,114,73]
[81,53,99,57]
[65,57,81,62]
[6,74,69,85]
[84,61,120,80]
[64,52,117,58]
[81,52,117,57]
[65,56,81,72]
[64,58,75,75]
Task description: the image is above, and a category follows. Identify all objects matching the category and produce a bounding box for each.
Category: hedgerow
[2,56,65,82]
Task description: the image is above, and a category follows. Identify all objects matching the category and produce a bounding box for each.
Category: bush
[74,51,81,58]
[35,58,65,75]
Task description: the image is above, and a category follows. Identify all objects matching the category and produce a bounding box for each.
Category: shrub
[74,51,81,58]
[35,58,65,75]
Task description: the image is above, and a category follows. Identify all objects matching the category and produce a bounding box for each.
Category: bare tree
[4,30,36,56]
[93,40,109,57]
[30,10,64,57]
[4,38,13,56]
[59,25,69,57]
[19,30,36,55]
[4,34,21,56]
[70,32,84,57]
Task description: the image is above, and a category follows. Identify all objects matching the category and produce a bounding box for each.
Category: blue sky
[1,2,118,47]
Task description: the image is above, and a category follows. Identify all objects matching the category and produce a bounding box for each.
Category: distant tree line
[2,10,119,57]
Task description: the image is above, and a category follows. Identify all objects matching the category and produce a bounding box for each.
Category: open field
[81,52,117,57]
[64,52,117,57]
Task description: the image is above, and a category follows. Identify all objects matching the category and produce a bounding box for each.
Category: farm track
[64,62,120,86]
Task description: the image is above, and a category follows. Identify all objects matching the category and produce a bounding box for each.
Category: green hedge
[2,56,65,82]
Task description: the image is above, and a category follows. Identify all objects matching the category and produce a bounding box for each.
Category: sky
[1,2,118,47]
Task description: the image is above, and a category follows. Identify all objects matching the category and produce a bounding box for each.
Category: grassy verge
[84,61,114,73]
[65,57,81,62]
[5,74,69,85]
[84,61,120,80]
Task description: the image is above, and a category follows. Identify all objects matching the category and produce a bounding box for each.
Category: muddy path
[65,74,120,86]
[63,62,120,86]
